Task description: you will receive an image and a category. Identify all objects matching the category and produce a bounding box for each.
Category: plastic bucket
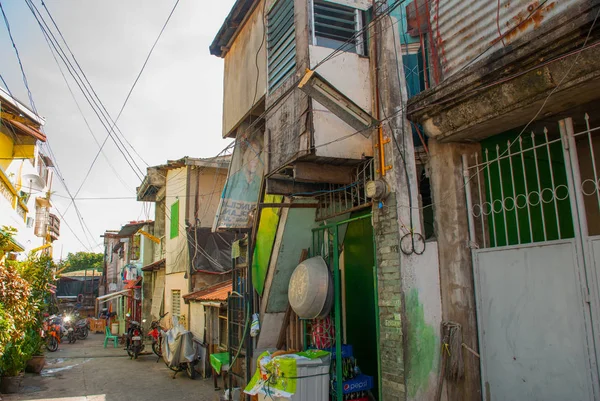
[111,322,119,335]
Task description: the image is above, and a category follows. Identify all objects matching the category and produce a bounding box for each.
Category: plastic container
[111,322,119,335]
[258,355,331,401]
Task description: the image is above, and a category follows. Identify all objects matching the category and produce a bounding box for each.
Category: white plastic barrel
[111,322,119,335]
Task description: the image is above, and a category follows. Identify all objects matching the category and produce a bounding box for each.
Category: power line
[24,0,145,180]
[1,0,98,251]
[38,0,148,171]
[0,0,37,113]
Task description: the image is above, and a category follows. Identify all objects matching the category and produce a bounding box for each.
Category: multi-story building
[0,87,59,257]
[405,1,600,401]
[136,156,236,343]
[210,1,440,399]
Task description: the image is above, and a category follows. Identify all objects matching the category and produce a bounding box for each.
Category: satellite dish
[288,256,334,319]
[21,173,46,193]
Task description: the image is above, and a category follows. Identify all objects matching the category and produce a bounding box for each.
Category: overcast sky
[1,0,235,257]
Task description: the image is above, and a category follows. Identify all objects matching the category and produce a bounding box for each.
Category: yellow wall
[165,167,188,274]
[164,272,189,329]
[0,131,13,171]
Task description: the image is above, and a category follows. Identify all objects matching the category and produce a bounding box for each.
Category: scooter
[149,312,168,358]
[42,315,61,352]
[161,317,199,379]
[73,313,90,340]
[63,315,77,344]
[125,318,146,359]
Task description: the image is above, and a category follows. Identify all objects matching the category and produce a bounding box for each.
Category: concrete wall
[187,166,228,228]
[222,0,266,138]
[164,271,189,329]
[309,45,374,160]
[189,302,206,340]
[165,167,188,275]
[401,242,442,401]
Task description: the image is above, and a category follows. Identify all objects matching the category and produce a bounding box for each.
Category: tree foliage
[58,251,103,273]
[0,228,55,375]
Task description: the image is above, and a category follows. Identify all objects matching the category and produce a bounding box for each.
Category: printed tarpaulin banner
[214,131,264,230]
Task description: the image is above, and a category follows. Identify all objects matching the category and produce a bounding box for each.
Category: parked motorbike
[149,312,168,358]
[63,315,77,344]
[42,315,61,352]
[73,313,90,340]
[125,318,146,359]
[161,317,199,379]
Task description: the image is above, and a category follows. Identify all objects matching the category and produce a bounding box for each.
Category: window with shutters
[311,0,365,55]
[170,199,179,239]
[267,0,296,90]
[171,289,181,318]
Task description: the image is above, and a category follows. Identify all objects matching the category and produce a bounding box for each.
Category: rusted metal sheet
[430,0,577,79]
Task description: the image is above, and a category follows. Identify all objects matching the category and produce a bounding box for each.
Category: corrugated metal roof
[432,0,575,79]
[183,281,232,303]
[60,269,102,277]
[117,221,153,237]
[141,258,166,271]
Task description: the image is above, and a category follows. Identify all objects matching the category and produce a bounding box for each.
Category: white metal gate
[463,115,600,401]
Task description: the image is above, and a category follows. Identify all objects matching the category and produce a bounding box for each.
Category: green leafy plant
[0,340,29,377]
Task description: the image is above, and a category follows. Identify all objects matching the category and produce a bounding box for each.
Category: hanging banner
[214,131,264,230]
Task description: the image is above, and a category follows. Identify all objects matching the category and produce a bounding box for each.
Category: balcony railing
[0,169,28,222]
[48,213,60,240]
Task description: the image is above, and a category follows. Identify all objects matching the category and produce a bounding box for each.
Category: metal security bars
[315,158,374,221]
[463,112,600,249]
[312,0,365,55]
[267,0,296,90]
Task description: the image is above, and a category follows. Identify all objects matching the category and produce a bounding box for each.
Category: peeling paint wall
[401,242,442,401]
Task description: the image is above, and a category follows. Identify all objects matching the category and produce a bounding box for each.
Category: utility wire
[0,0,37,112]
[1,0,97,250]
[24,0,145,180]
[40,0,149,169]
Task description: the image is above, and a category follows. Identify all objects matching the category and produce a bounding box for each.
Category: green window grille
[170,199,179,239]
[267,0,296,90]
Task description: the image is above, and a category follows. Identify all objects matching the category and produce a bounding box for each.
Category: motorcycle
[148,312,168,358]
[161,317,199,379]
[63,315,77,344]
[125,318,146,359]
[73,313,90,340]
[42,315,61,352]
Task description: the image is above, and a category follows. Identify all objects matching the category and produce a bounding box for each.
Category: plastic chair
[104,326,119,348]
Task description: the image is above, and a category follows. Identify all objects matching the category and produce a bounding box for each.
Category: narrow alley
[2,335,216,401]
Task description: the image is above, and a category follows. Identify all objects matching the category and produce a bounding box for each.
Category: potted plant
[0,341,28,393]
[24,329,45,374]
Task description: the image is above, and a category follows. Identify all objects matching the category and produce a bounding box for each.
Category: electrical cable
[39,0,150,169]
[1,1,98,250]
[24,0,145,180]
[40,29,131,193]
[0,0,38,113]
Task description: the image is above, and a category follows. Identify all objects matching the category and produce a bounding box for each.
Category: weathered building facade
[407,1,600,400]
[211,1,442,400]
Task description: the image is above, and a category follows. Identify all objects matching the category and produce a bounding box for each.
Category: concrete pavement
[3,333,222,401]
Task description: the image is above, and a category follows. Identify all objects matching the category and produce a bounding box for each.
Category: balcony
[48,213,60,241]
[0,168,28,222]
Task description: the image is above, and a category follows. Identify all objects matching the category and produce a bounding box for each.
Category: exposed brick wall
[373,193,406,401]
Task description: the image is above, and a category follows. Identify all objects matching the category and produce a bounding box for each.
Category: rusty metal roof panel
[432,0,576,79]
[183,281,232,303]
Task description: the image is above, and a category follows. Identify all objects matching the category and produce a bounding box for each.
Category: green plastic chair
[104,326,119,348]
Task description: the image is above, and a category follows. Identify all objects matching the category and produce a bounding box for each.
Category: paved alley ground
[3,333,220,401]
